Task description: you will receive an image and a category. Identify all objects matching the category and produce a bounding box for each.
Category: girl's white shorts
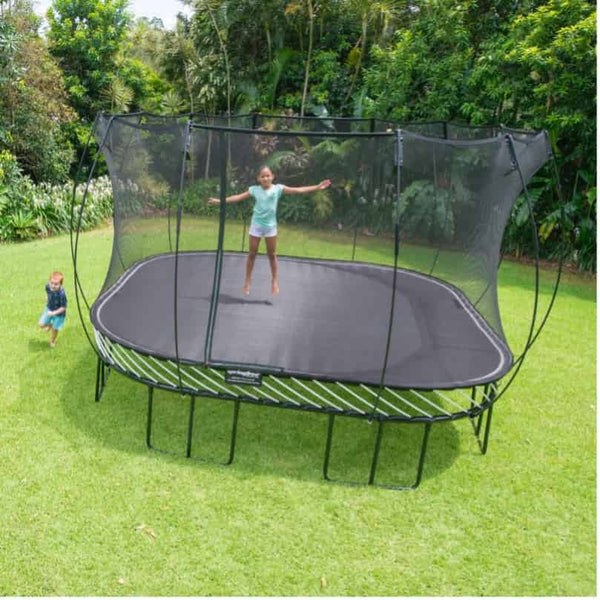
[249,222,277,238]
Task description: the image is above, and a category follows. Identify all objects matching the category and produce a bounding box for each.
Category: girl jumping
[208,166,331,296]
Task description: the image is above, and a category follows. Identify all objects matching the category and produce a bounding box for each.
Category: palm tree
[102,76,134,113]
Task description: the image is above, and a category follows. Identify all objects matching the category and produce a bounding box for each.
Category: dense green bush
[0,151,112,242]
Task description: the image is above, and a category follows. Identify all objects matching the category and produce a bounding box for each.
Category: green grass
[0,226,595,596]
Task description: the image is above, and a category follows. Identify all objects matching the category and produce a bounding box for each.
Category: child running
[208,166,331,296]
[38,271,67,347]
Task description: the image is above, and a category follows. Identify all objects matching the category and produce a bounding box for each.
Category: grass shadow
[28,338,54,352]
[57,348,465,488]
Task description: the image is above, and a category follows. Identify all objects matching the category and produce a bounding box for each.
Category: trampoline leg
[472,384,496,455]
[412,422,432,489]
[480,403,494,455]
[146,386,154,449]
[322,414,335,481]
[368,421,384,485]
[475,384,489,436]
[95,356,108,402]
[225,400,241,465]
[323,416,431,490]
[370,421,431,490]
[186,396,196,458]
[145,396,240,465]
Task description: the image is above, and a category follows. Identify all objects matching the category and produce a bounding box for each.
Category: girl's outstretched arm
[282,179,331,195]
[208,190,251,205]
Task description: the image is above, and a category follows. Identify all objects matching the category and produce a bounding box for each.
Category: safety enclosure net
[91,113,550,390]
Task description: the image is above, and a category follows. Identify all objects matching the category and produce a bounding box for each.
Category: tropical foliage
[0,0,595,270]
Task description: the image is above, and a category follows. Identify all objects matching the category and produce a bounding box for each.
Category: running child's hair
[50,271,64,284]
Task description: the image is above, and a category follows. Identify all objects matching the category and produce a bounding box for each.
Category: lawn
[0,225,595,596]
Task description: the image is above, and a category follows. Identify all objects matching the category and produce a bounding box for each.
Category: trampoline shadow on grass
[57,349,462,487]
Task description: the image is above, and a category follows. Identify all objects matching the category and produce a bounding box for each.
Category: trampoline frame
[72,112,564,490]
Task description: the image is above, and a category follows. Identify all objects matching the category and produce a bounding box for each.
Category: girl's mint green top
[249,184,284,227]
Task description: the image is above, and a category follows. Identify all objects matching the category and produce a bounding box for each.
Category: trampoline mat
[91,252,513,389]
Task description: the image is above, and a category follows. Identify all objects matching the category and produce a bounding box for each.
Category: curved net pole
[511,149,567,360]
[70,115,116,359]
[99,113,144,275]
[172,121,193,393]
[489,134,544,404]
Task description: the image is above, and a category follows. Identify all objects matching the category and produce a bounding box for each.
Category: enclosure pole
[351,226,358,261]
[71,115,116,364]
[172,121,192,393]
[241,219,247,252]
[486,135,544,408]
[204,130,228,364]
[369,130,403,421]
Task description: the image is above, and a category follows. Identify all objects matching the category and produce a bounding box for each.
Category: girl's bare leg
[265,235,279,295]
[50,328,59,347]
[245,235,260,294]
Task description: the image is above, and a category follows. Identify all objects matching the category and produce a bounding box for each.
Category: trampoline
[92,252,512,390]
[73,113,561,489]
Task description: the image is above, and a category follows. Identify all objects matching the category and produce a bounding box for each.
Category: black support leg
[412,422,432,489]
[145,391,240,466]
[225,400,241,465]
[471,383,496,455]
[186,396,196,458]
[322,414,336,481]
[95,356,105,402]
[146,386,154,449]
[481,403,494,455]
[368,421,384,485]
[475,384,490,436]
[322,415,432,490]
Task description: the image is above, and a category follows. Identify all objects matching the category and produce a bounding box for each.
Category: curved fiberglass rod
[70,116,116,360]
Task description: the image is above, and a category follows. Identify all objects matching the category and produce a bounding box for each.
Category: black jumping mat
[91,252,512,389]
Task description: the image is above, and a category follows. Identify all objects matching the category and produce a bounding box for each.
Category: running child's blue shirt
[46,284,67,316]
[249,184,284,228]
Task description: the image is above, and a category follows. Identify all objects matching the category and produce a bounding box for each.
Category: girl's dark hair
[257,165,274,175]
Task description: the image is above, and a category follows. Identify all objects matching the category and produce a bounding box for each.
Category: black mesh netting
[90,113,550,389]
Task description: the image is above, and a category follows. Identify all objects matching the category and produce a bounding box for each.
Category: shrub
[0,161,113,243]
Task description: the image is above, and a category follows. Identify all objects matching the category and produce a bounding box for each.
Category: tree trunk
[265,23,272,65]
[343,10,368,110]
[300,0,314,118]
[205,1,231,116]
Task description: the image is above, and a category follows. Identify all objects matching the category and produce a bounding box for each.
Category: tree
[465,0,596,269]
[46,0,132,120]
[0,0,75,182]
[363,1,475,120]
